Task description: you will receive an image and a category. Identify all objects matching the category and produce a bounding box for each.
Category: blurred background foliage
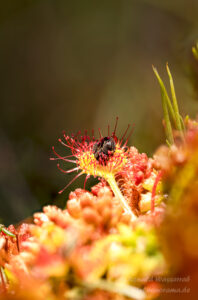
[0,0,198,225]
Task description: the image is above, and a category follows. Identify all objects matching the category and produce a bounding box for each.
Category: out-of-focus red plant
[2,50,198,299]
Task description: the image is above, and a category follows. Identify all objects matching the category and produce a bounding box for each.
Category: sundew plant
[0,45,198,300]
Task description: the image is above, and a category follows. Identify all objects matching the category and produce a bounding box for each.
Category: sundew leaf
[139,194,163,213]
[170,152,198,208]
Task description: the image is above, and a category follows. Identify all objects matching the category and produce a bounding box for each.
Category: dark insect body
[92,136,116,164]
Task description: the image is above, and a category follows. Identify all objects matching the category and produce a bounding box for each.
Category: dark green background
[0,0,198,225]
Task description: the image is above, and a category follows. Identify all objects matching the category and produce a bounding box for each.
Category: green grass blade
[192,43,198,60]
[166,64,185,137]
[153,66,174,145]
[152,66,176,123]
[162,91,174,145]
[180,115,186,132]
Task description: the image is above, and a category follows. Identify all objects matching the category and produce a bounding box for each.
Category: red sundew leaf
[17,224,32,252]
[33,247,66,279]
[70,244,108,280]
[35,247,62,267]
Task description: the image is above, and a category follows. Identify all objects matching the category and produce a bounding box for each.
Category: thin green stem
[0,225,16,238]
[106,173,137,221]
[0,267,7,292]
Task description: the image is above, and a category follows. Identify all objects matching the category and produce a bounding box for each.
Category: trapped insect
[92,136,116,164]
